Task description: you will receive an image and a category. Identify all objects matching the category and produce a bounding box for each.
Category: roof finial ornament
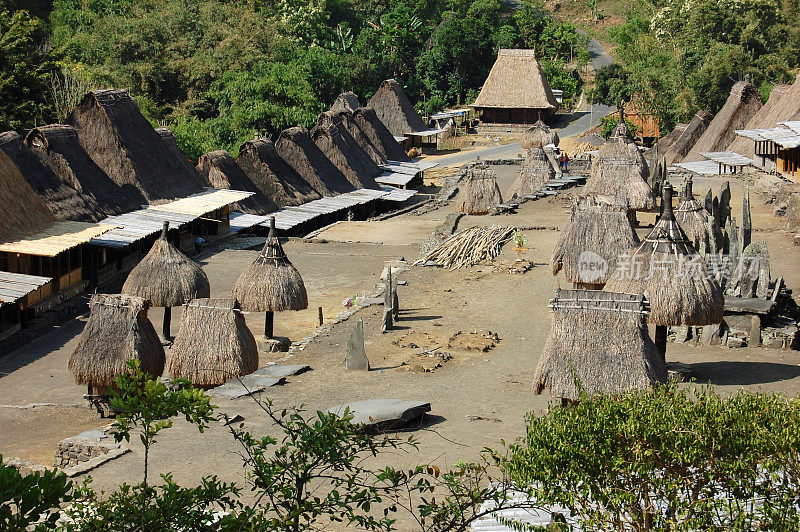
[744,73,751,84]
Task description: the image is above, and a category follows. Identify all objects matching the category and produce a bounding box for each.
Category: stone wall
[53,425,129,477]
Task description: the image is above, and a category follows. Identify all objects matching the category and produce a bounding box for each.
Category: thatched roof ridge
[352,107,410,161]
[155,127,200,176]
[25,124,144,216]
[472,49,558,111]
[456,164,503,214]
[330,91,362,113]
[311,111,381,189]
[674,177,712,251]
[232,218,309,312]
[366,79,427,136]
[507,148,554,199]
[533,289,666,401]
[662,111,713,165]
[167,298,258,387]
[0,131,102,222]
[0,149,55,242]
[551,195,639,285]
[68,293,165,387]
[274,127,354,196]
[521,119,559,150]
[195,150,277,214]
[68,89,204,202]
[122,222,211,307]
[683,81,762,162]
[237,138,321,207]
[337,111,385,165]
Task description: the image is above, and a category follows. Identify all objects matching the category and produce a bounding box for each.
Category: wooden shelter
[472,49,559,124]
[352,107,411,162]
[236,138,321,207]
[168,298,258,388]
[367,79,441,151]
[330,91,362,113]
[311,111,382,189]
[507,148,554,199]
[275,126,355,196]
[195,150,278,214]
[456,164,503,215]
[533,289,667,402]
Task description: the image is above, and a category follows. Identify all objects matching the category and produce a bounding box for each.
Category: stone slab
[724,297,776,315]
[253,364,311,378]
[326,399,431,428]
[209,375,286,398]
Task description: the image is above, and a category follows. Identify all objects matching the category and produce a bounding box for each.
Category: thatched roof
[661,111,713,165]
[521,119,559,150]
[533,289,666,401]
[652,123,686,160]
[68,89,204,202]
[507,148,554,199]
[604,184,724,326]
[551,195,639,285]
[156,127,197,171]
[311,111,381,189]
[25,124,145,216]
[237,138,321,207]
[352,107,410,162]
[0,149,55,242]
[0,131,102,222]
[232,217,308,312]
[68,293,165,387]
[195,150,277,214]
[122,222,210,307]
[275,126,355,196]
[472,49,558,111]
[167,298,258,387]
[675,177,712,252]
[330,91,362,113]
[456,164,503,215]
[683,81,762,162]
[366,79,427,136]
[338,111,385,165]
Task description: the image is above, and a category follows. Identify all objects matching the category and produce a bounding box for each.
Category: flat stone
[727,336,745,348]
[701,322,723,346]
[253,364,311,378]
[208,375,286,398]
[724,298,776,315]
[326,399,431,429]
[257,336,291,353]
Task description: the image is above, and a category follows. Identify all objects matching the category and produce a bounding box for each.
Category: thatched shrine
[507,147,554,199]
[167,298,258,388]
[456,164,503,215]
[231,216,308,340]
[275,126,355,195]
[122,221,211,339]
[352,107,411,162]
[533,289,667,402]
[237,138,321,207]
[675,176,715,252]
[521,119,559,151]
[311,111,382,189]
[195,150,278,214]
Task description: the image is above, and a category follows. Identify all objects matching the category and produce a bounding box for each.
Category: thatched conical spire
[521,117,559,150]
[456,164,503,215]
[675,176,714,252]
[507,147,554,198]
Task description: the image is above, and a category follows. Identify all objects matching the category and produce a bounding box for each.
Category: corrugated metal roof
[759,127,800,148]
[674,160,729,175]
[229,212,270,233]
[376,172,414,186]
[0,271,52,304]
[699,151,753,166]
[0,221,117,257]
[148,188,254,216]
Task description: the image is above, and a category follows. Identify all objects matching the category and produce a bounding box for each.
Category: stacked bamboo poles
[414,226,515,269]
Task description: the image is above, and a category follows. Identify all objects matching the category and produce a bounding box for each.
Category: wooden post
[655,325,668,362]
[163,306,172,339]
[318,306,323,326]
[265,311,274,339]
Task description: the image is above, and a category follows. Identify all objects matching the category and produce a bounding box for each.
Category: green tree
[0,455,72,530]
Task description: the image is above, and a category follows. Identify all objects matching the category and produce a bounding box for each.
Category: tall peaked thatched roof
[472,49,558,111]
[604,184,724,326]
[338,111,385,165]
[675,177,713,252]
[533,289,666,401]
[167,298,258,387]
[366,79,428,136]
[275,126,355,196]
[456,164,503,215]
[232,217,308,312]
[0,131,102,222]
[661,111,713,165]
[25,124,144,216]
[352,107,410,161]
[521,119,559,150]
[69,89,204,202]
[195,150,277,214]
[311,111,381,189]
[237,138,321,207]
[68,293,165,388]
[683,81,763,162]
[551,195,639,285]
[330,91,362,113]
[156,127,199,174]
[122,222,211,307]
[507,148,554,199]
[0,149,55,242]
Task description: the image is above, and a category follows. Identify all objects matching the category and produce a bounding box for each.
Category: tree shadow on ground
[690,361,800,386]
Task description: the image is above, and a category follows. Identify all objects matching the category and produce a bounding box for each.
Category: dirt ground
[1,163,799,528]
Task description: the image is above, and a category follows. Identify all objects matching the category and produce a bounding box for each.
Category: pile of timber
[415,225,515,269]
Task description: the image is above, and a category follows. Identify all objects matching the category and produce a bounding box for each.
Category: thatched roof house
[311,111,381,189]
[275,126,355,196]
[521,119,559,150]
[236,138,321,207]
[68,294,165,391]
[167,298,258,387]
[330,91,362,113]
[337,111,385,165]
[472,49,559,124]
[0,149,55,242]
[507,148,554,199]
[69,89,204,202]
[352,107,410,162]
[533,289,666,401]
[366,79,428,137]
[683,80,763,162]
[551,195,639,287]
[25,124,144,216]
[456,164,503,215]
[0,131,102,222]
[660,111,713,165]
[156,127,197,170]
[195,150,277,214]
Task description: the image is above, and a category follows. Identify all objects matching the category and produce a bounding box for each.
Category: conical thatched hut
[122,221,211,339]
[68,293,165,395]
[330,91,362,113]
[167,298,258,388]
[683,80,763,162]
[352,107,410,162]
[311,111,381,189]
[456,164,503,215]
[366,79,428,138]
[533,289,667,402]
[231,216,308,340]
[195,150,277,214]
[551,195,639,288]
[237,138,321,207]
[507,148,554,198]
[605,183,724,359]
[0,149,55,242]
[0,131,101,222]
[675,177,713,252]
[338,111,385,165]
[521,119,559,150]
[660,111,713,165]
[69,89,205,202]
[274,127,355,196]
